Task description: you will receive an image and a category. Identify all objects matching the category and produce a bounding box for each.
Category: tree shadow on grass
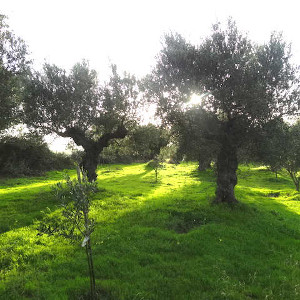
[1,164,300,299]
[0,169,78,233]
[0,165,158,234]
[86,166,300,299]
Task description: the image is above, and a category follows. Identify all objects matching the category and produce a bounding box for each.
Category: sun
[189,93,203,106]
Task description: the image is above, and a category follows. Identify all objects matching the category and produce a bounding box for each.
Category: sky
[1,0,300,151]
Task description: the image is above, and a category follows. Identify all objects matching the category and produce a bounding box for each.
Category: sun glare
[189,93,203,106]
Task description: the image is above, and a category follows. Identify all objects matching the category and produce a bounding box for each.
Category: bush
[0,134,73,177]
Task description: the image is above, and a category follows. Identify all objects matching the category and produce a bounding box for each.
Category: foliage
[256,119,300,190]
[0,134,72,177]
[0,15,30,131]
[284,121,300,191]
[144,19,300,203]
[0,163,300,299]
[38,168,98,299]
[100,124,170,163]
[255,118,289,177]
[131,124,170,161]
[172,107,219,169]
[99,136,136,164]
[146,156,164,182]
[23,62,139,181]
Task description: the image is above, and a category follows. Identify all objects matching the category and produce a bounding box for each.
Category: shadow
[0,165,159,234]
[0,170,77,233]
[1,164,300,299]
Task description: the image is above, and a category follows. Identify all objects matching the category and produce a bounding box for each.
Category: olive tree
[256,118,289,178]
[284,121,300,191]
[144,19,299,203]
[0,15,29,131]
[23,62,139,181]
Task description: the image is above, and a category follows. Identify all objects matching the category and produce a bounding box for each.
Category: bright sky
[2,0,300,151]
[2,0,300,77]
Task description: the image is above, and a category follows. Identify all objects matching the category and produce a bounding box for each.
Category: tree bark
[198,157,211,171]
[214,125,239,204]
[81,146,101,182]
[61,124,128,182]
[287,169,300,192]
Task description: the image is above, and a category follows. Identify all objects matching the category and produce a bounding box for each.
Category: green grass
[0,163,300,299]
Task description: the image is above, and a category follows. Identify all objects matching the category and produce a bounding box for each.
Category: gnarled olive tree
[24,62,139,181]
[145,19,299,203]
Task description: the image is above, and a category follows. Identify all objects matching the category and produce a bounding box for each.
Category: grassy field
[0,163,299,299]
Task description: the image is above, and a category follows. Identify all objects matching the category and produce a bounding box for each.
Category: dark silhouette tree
[0,15,30,131]
[144,19,299,203]
[23,62,139,181]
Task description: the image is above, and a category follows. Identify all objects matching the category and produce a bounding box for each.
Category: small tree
[146,156,164,183]
[38,167,98,299]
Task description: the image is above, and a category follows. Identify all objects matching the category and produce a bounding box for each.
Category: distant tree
[284,121,300,191]
[131,124,169,161]
[23,62,139,181]
[99,124,170,163]
[0,15,30,131]
[172,107,219,170]
[256,118,289,178]
[144,19,299,203]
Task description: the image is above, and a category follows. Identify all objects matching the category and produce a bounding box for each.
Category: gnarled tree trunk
[214,122,239,204]
[81,145,101,182]
[61,124,128,182]
[215,142,238,203]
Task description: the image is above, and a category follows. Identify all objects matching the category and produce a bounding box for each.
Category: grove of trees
[2,13,300,300]
[1,15,300,197]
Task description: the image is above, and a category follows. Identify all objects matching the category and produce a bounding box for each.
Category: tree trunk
[287,169,300,192]
[214,137,238,204]
[81,148,100,182]
[198,157,211,171]
[85,239,96,299]
[62,124,128,182]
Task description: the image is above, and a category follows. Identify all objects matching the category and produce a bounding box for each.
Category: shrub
[0,134,73,177]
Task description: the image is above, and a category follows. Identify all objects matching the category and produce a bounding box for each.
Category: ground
[0,163,299,299]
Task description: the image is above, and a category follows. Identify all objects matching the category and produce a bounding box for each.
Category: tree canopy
[0,15,30,131]
[23,62,139,181]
